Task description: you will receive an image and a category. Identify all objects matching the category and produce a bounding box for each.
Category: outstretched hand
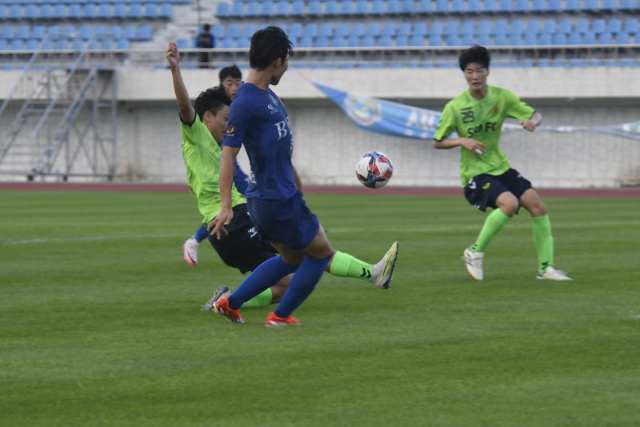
[208,206,233,240]
[165,42,180,68]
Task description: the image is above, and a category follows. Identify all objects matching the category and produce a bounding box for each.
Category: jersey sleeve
[222,101,252,148]
[433,102,457,142]
[504,89,535,121]
[180,114,207,146]
[232,160,250,195]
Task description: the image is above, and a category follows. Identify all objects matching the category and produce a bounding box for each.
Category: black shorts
[464,168,533,212]
[207,203,278,274]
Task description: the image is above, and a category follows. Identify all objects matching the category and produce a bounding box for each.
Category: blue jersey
[222,83,297,204]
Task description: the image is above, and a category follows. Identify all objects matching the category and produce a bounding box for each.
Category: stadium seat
[2,26,14,39]
[477,33,490,45]
[355,0,368,14]
[347,35,359,47]
[601,0,616,10]
[498,0,512,12]
[227,25,241,38]
[402,0,415,12]
[379,35,393,46]
[625,19,639,34]
[159,2,172,17]
[414,22,428,36]
[25,4,37,19]
[428,34,442,46]
[352,22,365,36]
[537,58,550,67]
[331,35,346,47]
[478,20,491,36]
[620,58,634,67]
[340,62,356,69]
[508,33,522,45]
[117,38,129,50]
[335,23,349,36]
[462,33,475,45]
[446,34,459,46]
[16,26,30,39]
[408,60,420,68]
[576,19,589,34]
[229,2,244,17]
[564,0,579,11]
[299,36,313,47]
[422,60,434,68]
[291,1,305,16]
[531,0,546,12]
[316,36,329,47]
[362,35,375,46]
[94,25,106,36]
[583,31,596,44]
[69,4,83,19]
[176,38,189,50]
[339,0,354,14]
[11,39,25,51]
[429,22,443,36]
[386,0,400,13]
[216,2,229,17]
[221,37,235,48]
[304,23,318,37]
[608,19,622,34]
[434,0,448,13]
[242,24,256,38]
[583,0,598,10]
[604,59,616,67]
[483,0,498,12]
[26,38,39,50]
[395,35,409,46]
[468,0,481,12]
[245,1,259,17]
[212,25,225,39]
[547,0,561,10]
[586,58,600,66]
[525,20,540,35]
[325,1,339,14]
[47,25,60,35]
[398,22,412,36]
[552,58,563,67]
[366,23,381,37]
[308,1,322,15]
[558,20,573,34]
[552,32,566,44]
[451,0,465,13]
[371,0,385,13]
[538,33,551,45]
[514,0,529,12]
[39,4,52,19]
[237,37,250,48]
[33,26,46,40]
[8,4,22,20]
[98,3,111,18]
[569,59,583,67]
[523,32,537,44]
[620,0,634,9]
[592,19,606,34]
[599,32,613,44]
[124,25,137,40]
[274,1,289,15]
[615,31,631,44]
[129,2,143,18]
[445,21,459,36]
[541,20,556,34]
[64,25,76,36]
[411,34,425,46]
[417,0,432,12]
[261,2,274,15]
[137,25,152,40]
[519,59,533,67]
[461,21,475,36]
[510,20,524,35]
[382,23,396,36]
[567,31,581,44]
[494,20,507,35]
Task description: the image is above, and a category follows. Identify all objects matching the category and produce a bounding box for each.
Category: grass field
[1,190,639,427]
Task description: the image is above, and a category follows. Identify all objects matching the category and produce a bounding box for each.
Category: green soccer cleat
[370,241,399,289]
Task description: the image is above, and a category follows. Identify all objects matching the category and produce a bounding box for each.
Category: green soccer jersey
[434,85,535,187]
[181,114,246,225]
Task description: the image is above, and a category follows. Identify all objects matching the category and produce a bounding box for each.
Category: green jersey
[434,85,535,187]
[181,115,246,225]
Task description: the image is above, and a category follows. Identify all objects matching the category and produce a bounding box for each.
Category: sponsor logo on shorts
[517,173,523,178]
[248,227,258,238]
[474,204,482,210]
[482,183,491,190]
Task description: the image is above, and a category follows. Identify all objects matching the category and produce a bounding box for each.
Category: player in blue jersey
[182,66,252,266]
[209,27,399,326]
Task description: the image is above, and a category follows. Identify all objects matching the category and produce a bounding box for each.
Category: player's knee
[530,200,547,217]
[497,192,518,217]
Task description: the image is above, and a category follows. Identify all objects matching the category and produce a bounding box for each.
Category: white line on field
[2,234,186,245]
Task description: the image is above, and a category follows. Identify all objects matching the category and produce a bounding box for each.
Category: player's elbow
[433,139,443,149]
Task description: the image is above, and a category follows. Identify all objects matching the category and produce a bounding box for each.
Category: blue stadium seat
[569,59,583,67]
[26,38,39,50]
[16,25,30,39]
[237,37,250,48]
[462,33,475,45]
[261,2,274,15]
[428,34,442,46]
[402,0,415,12]
[230,2,244,16]
[434,0,448,13]
[592,19,606,34]
[25,4,37,19]
[0,40,7,52]
[69,4,84,18]
[212,25,225,39]
[366,23,380,36]
[575,19,589,33]
[2,26,15,39]
[514,0,529,12]
[64,25,76,36]
[325,1,339,14]
[601,0,616,10]
[523,32,537,44]
[519,59,533,67]
[537,58,550,67]
[308,1,322,15]
[525,20,540,35]
[389,62,403,68]
[552,32,566,44]
[620,58,634,67]
[538,33,552,44]
[552,58,563,67]
[371,0,385,13]
[468,0,481,12]
[510,20,524,34]
[494,20,507,35]
[564,0,579,10]
[585,58,600,66]
[79,25,92,40]
[304,23,318,37]
[352,22,365,36]
[137,25,152,40]
[299,36,313,47]
[547,0,561,10]
[422,60,434,68]
[604,59,616,67]
[176,38,188,49]
[583,31,596,44]
[483,0,498,12]
[158,2,172,18]
[446,34,459,45]
[11,39,25,50]
[408,60,420,68]
[583,0,598,10]
[94,25,107,36]
[291,1,305,15]
[347,35,360,46]
[451,0,465,13]
[379,35,393,46]
[475,32,489,45]
[316,36,329,47]
[54,4,68,19]
[227,24,241,38]
[317,23,332,37]
[340,62,356,68]
[128,2,142,18]
[414,22,428,35]
[117,38,129,50]
[362,35,375,46]
[33,26,46,40]
[275,1,289,15]
[410,34,425,46]
[355,0,368,14]
[8,4,22,19]
[625,19,639,34]
[461,21,475,35]
[395,35,409,45]
[123,25,136,40]
[541,20,556,34]
[221,37,235,48]
[615,31,631,44]
[608,19,622,34]
[531,0,546,11]
[335,23,349,36]
[339,0,354,14]
[417,0,432,12]
[382,23,396,36]
[558,19,572,34]
[599,32,613,44]
[247,1,260,16]
[242,24,256,38]
[398,22,412,36]
[331,35,346,46]
[567,31,580,44]
[216,2,229,17]
[445,21,459,35]
[97,3,110,18]
[38,4,52,19]
[386,0,400,13]
[620,0,634,9]
[429,22,443,36]
[498,0,512,12]
[478,20,491,35]
[508,33,522,45]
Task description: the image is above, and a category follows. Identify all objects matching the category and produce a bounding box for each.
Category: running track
[1,183,639,198]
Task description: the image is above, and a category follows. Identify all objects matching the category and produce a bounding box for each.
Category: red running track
[1,182,639,198]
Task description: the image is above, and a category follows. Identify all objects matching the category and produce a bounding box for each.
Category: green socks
[329,251,373,281]
[532,215,554,273]
[472,209,511,253]
[241,288,273,308]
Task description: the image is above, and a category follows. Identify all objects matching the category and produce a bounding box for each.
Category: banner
[314,82,640,141]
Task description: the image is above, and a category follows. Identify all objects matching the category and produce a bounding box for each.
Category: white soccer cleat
[462,246,484,281]
[370,241,399,289]
[537,267,572,281]
[182,238,199,266]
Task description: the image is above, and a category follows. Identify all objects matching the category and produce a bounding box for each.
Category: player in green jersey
[166,42,399,312]
[433,45,571,281]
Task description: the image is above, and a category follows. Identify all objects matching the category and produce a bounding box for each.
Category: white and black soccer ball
[355,151,393,189]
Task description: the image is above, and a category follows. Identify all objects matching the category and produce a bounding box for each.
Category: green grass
[1,191,639,427]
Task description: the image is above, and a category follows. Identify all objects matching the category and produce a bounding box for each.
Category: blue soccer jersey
[222,83,297,203]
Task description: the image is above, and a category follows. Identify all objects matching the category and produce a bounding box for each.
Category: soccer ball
[355,151,393,188]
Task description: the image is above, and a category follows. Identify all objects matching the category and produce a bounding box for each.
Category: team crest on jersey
[226,126,235,134]
[492,103,500,115]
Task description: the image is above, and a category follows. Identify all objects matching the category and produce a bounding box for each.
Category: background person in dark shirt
[196,24,214,68]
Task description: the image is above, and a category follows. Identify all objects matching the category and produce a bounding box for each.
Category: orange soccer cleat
[213,296,244,324]
[265,312,302,327]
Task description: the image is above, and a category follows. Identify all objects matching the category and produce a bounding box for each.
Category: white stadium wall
[1,67,639,187]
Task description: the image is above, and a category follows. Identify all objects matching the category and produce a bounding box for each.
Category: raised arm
[166,42,195,125]
[209,145,241,239]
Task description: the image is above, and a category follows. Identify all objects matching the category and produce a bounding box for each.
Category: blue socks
[193,225,209,243]
[274,253,333,319]
[228,256,298,310]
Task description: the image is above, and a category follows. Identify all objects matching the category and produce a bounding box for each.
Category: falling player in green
[433,45,571,281]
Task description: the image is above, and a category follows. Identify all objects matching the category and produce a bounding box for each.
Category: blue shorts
[246,191,320,251]
[464,168,533,212]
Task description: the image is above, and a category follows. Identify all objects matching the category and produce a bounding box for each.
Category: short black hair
[203,24,211,32]
[249,26,293,71]
[193,86,231,121]
[219,65,242,83]
[459,45,491,71]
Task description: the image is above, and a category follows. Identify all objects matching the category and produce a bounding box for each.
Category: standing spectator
[197,24,215,68]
